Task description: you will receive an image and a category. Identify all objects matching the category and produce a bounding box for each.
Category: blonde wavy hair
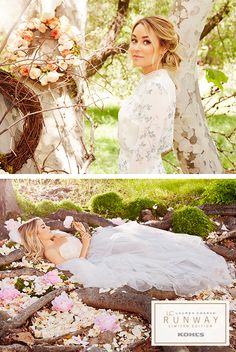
[18,217,45,263]
[132,16,182,71]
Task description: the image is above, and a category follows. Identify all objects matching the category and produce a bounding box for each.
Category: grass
[85,107,236,174]
[15,178,219,211]
[207,114,236,171]
[85,106,119,174]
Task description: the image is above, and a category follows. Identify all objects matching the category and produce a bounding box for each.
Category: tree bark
[0,248,25,267]
[0,345,30,352]
[207,243,236,261]
[75,287,152,322]
[0,180,20,220]
[188,346,235,352]
[0,268,44,279]
[0,345,105,352]
[199,203,236,216]
[47,209,115,227]
[206,229,236,245]
[170,0,223,173]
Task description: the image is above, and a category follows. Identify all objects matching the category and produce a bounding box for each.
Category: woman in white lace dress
[118,16,181,173]
[17,218,233,297]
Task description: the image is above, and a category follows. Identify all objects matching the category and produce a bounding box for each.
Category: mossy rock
[172,206,215,239]
[34,200,59,217]
[200,179,236,205]
[124,197,168,220]
[57,199,82,212]
[90,192,124,217]
[16,193,36,220]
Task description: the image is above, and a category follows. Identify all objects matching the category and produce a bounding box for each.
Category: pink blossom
[51,28,62,40]
[41,270,63,285]
[60,49,72,57]
[46,63,58,71]
[94,313,120,332]
[45,17,60,29]
[52,292,73,312]
[22,30,33,41]
[0,287,20,301]
[63,216,74,229]
[20,66,30,77]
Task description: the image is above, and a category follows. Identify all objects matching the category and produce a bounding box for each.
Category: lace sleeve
[129,79,175,173]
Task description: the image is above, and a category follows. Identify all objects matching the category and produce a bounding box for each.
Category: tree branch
[0,268,44,279]
[75,287,152,323]
[198,203,236,216]
[85,0,130,78]
[200,0,231,40]
[207,243,236,262]
[47,209,115,228]
[100,0,130,48]
[0,248,25,267]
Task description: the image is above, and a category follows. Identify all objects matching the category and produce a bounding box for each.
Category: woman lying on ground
[17,217,233,296]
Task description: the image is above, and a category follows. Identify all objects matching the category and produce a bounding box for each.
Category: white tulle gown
[57,222,233,296]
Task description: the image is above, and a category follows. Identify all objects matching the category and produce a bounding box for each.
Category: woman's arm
[44,247,65,265]
[79,243,90,258]
[79,232,91,258]
[73,222,92,259]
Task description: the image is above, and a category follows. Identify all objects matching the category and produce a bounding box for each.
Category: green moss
[5,241,18,248]
[16,193,36,220]
[200,179,236,205]
[34,200,59,217]
[90,191,124,217]
[57,199,82,212]
[124,198,167,220]
[172,206,215,239]
[15,278,25,292]
[0,154,14,174]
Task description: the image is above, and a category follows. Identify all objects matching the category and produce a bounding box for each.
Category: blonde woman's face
[130,23,162,74]
[36,219,52,240]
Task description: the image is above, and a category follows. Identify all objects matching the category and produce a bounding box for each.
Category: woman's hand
[73,221,87,234]
[81,232,91,246]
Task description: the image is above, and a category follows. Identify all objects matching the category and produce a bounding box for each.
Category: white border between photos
[0,173,235,180]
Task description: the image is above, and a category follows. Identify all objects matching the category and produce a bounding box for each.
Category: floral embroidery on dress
[118,69,176,174]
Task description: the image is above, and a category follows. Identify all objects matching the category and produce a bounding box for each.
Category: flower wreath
[4,16,82,86]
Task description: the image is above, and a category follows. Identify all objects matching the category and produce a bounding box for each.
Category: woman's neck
[40,238,54,249]
[142,63,163,75]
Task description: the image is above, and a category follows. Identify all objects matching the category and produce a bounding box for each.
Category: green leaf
[5,241,17,248]
[15,278,25,292]
[205,69,228,90]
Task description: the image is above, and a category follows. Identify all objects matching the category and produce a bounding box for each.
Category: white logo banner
[151,300,229,346]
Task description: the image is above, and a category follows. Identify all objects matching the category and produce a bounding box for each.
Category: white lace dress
[57,222,233,296]
[118,69,176,174]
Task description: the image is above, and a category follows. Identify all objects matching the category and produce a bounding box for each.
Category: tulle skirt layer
[58,222,233,296]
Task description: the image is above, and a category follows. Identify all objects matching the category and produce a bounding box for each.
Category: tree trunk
[0,180,20,220]
[170,0,223,174]
[0,0,89,174]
